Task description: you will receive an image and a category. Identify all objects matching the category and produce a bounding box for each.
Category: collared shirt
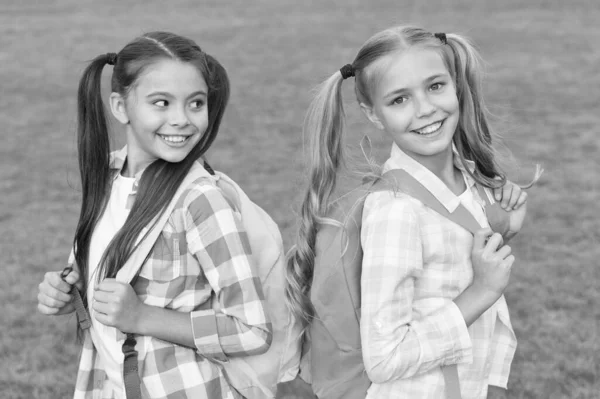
[72,147,272,399]
[360,144,517,399]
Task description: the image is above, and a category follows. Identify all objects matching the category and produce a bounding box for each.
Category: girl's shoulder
[176,165,236,219]
[363,189,422,222]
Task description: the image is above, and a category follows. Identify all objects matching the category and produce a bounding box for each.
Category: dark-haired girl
[37,32,272,399]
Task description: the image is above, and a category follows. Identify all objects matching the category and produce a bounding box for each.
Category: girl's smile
[158,133,195,146]
[411,118,445,136]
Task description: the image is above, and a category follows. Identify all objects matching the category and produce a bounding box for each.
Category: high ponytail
[285,71,347,334]
[73,53,113,307]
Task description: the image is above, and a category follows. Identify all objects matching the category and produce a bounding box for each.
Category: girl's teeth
[161,135,187,143]
[415,121,442,135]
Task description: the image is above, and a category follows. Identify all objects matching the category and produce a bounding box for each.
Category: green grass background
[1,0,598,398]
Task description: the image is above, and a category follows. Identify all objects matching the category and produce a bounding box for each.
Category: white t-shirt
[87,173,135,399]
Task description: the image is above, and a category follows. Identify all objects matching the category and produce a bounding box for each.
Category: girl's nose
[414,95,436,118]
[169,108,190,127]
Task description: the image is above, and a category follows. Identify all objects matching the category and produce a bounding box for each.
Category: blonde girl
[287,26,537,399]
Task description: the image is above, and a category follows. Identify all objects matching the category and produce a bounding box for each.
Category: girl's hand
[493,180,529,240]
[493,180,527,212]
[506,200,527,239]
[471,229,515,299]
[92,279,144,333]
[38,268,81,316]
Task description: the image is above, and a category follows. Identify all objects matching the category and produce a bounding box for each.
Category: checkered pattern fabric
[360,144,517,399]
[72,148,272,399]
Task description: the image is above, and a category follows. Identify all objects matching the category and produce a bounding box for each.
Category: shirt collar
[110,146,145,196]
[382,142,476,212]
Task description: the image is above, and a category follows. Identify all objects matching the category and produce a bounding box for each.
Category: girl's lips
[158,134,192,147]
[412,119,445,135]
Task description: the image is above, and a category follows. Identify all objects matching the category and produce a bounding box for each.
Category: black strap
[60,266,91,330]
[61,266,142,398]
[123,334,142,399]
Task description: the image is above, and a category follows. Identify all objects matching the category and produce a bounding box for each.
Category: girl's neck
[411,146,465,196]
[122,140,156,178]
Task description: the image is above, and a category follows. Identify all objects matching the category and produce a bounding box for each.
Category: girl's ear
[109,92,129,125]
[359,103,385,130]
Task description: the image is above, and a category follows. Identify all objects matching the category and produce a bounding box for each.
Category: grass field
[1,0,599,398]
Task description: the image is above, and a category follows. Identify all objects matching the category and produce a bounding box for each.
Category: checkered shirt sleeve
[183,182,272,359]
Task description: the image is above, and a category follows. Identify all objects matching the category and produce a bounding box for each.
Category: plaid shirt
[360,144,517,399]
[72,147,272,399]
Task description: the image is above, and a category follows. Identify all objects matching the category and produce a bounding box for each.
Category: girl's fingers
[514,191,528,209]
[93,311,110,326]
[92,299,109,315]
[38,303,60,315]
[501,184,513,209]
[500,254,515,269]
[38,281,72,303]
[484,233,504,254]
[37,291,68,309]
[473,228,494,250]
[64,270,80,286]
[96,279,121,293]
[507,186,521,210]
[495,245,512,261]
[93,290,112,303]
[494,186,502,202]
[47,272,73,294]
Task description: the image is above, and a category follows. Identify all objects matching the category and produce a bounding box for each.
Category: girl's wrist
[467,283,502,307]
[455,283,501,326]
[134,303,154,335]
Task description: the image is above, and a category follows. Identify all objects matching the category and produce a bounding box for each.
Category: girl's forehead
[135,59,207,94]
[371,47,448,94]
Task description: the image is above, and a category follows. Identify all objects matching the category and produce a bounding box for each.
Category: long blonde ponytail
[285,71,348,335]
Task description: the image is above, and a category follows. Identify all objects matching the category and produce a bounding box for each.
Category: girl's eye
[430,82,444,91]
[392,96,407,105]
[154,100,168,107]
[190,100,204,109]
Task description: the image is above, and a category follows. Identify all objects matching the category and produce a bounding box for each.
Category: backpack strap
[60,266,91,331]
[373,169,483,234]
[375,169,511,236]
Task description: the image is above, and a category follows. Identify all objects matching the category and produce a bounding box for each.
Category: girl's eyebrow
[424,73,448,82]
[187,90,208,99]
[146,91,172,98]
[146,90,208,99]
[383,73,449,100]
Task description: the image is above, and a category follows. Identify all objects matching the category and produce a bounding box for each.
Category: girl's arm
[93,184,272,360]
[182,184,272,359]
[360,194,473,384]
